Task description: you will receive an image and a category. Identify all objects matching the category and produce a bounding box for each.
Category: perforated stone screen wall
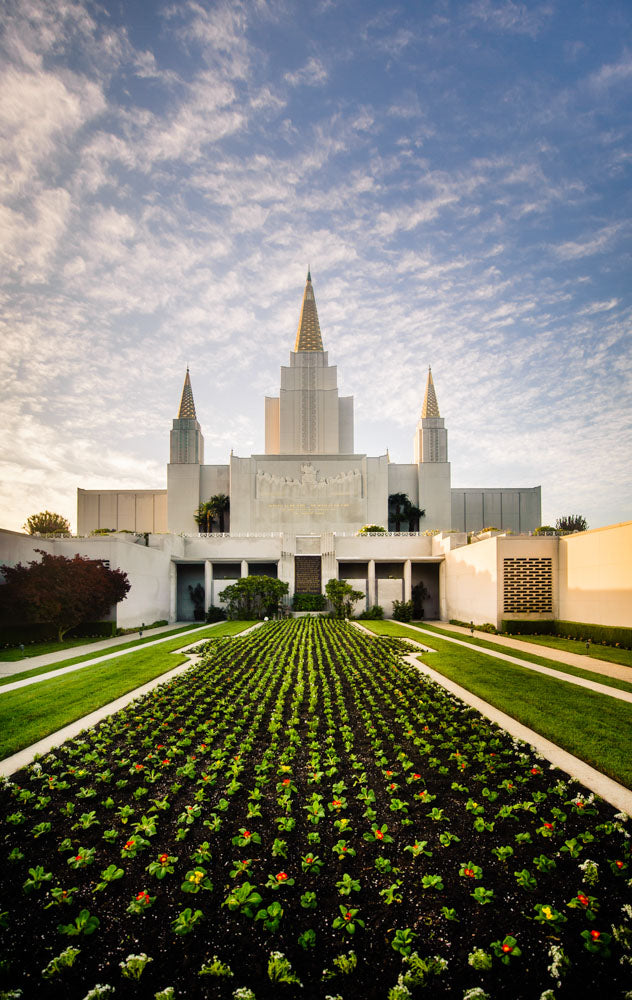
[503,556,553,613]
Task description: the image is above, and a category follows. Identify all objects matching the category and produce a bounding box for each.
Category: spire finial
[421,367,440,418]
[177,368,197,420]
[294,271,323,351]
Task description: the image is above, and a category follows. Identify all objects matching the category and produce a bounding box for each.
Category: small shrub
[205,606,227,623]
[392,600,413,622]
[357,605,384,620]
[292,593,326,612]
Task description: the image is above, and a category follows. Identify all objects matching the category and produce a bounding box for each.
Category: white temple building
[17,272,629,633]
[78,271,541,543]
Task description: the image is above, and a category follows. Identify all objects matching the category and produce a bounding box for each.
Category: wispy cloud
[284,56,328,87]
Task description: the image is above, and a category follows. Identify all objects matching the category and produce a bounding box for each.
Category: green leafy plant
[119,953,153,979]
[41,946,81,979]
[58,909,100,937]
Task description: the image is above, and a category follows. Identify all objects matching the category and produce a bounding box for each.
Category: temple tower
[170,369,204,464]
[414,368,451,531]
[168,369,204,532]
[414,368,448,464]
[265,271,354,454]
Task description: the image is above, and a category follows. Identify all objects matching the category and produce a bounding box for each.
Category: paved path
[0,621,196,678]
[425,621,632,683]
[0,623,223,694]
[406,623,632,704]
[0,623,263,777]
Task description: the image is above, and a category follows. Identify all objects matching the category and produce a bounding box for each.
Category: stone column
[404,559,412,602]
[169,562,177,622]
[241,560,249,578]
[368,559,376,608]
[204,560,213,611]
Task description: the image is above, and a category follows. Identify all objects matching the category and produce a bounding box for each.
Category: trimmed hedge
[0,620,117,647]
[292,593,326,611]
[501,619,632,649]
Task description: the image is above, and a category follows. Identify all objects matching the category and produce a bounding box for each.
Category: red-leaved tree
[0,550,130,641]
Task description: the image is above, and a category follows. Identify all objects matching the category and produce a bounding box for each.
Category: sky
[1,0,630,534]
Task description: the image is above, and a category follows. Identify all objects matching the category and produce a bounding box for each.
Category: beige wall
[559,521,632,628]
[443,535,499,625]
[77,489,167,535]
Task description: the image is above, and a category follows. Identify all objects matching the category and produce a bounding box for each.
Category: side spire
[421,367,440,418]
[178,368,197,419]
[294,270,324,351]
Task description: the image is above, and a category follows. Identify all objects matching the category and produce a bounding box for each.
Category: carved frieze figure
[256,463,362,499]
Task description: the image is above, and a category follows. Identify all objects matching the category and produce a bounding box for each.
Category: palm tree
[405,504,425,532]
[193,501,216,534]
[388,493,410,531]
[209,493,230,533]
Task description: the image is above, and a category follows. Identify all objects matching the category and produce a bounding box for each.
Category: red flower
[615,860,624,869]
[389,783,396,790]
[136,891,150,904]
[332,799,342,809]
[344,911,352,921]
[544,822,554,830]
[75,855,82,862]
[159,854,169,864]
[413,773,421,780]
[305,857,313,864]
[577,893,589,907]
[135,764,144,770]
[282,779,290,786]
[375,829,384,841]
[502,943,513,953]
[463,868,474,877]
[276,872,288,882]
[530,767,540,775]
[591,930,600,940]
[125,839,135,850]
[243,830,251,839]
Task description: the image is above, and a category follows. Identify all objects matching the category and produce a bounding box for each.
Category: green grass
[0,622,252,761]
[413,623,632,696]
[0,635,117,661]
[502,631,632,668]
[0,624,209,686]
[360,620,632,790]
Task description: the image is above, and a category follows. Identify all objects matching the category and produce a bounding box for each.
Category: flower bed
[0,619,630,999]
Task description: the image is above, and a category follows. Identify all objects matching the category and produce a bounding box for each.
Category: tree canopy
[324,578,364,619]
[220,575,288,619]
[556,514,588,533]
[23,511,70,536]
[0,550,130,641]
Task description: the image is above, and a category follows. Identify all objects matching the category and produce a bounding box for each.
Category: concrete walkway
[0,623,263,777]
[0,623,222,694]
[0,621,196,678]
[405,623,632,704]
[426,621,632,683]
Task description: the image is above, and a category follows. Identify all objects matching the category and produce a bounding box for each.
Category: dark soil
[0,619,630,1000]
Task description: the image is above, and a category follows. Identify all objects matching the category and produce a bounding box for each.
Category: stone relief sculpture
[256,463,362,499]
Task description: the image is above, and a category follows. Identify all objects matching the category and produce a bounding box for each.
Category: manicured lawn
[0,622,253,761]
[0,635,115,661]
[417,623,632,696]
[0,624,208,687]
[360,620,632,790]
[502,631,632,668]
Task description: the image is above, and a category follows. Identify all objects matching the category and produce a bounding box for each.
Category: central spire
[421,367,440,418]
[177,368,197,420]
[294,270,324,351]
